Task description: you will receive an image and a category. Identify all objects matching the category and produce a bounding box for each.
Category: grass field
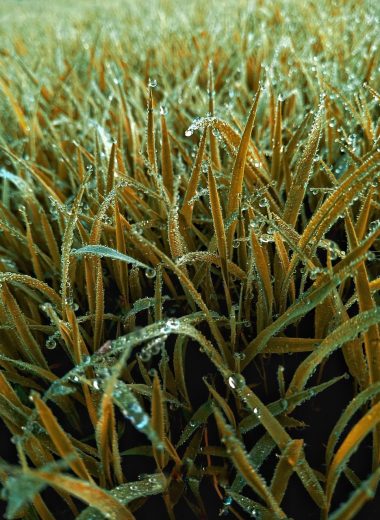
[0,0,379,518]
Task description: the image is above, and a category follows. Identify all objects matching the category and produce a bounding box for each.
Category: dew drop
[228,374,245,389]
[145,267,156,279]
[228,376,236,389]
[223,496,233,506]
[46,337,57,350]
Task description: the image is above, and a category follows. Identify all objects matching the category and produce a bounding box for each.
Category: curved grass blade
[31,393,93,483]
[286,308,380,399]
[72,245,150,270]
[213,408,286,518]
[326,399,380,508]
[270,439,303,503]
[227,491,274,520]
[326,382,380,467]
[176,401,213,448]
[23,469,134,520]
[242,248,377,367]
[76,474,167,520]
[328,465,380,520]
[240,374,347,434]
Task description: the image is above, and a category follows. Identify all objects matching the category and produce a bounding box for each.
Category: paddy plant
[0,0,379,518]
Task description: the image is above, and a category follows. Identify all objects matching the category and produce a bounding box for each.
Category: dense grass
[0,0,379,518]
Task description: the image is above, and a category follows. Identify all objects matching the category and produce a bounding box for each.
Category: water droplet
[228,374,246,389]
[92,379,101,390]
[223,496,233,506]
[142,265,156,279]
[259,234,274,243]
[46,337,57,350]
[160,105,168,116]
[228,376,236,389]
[167,318,180,330]
[233,352,246,360]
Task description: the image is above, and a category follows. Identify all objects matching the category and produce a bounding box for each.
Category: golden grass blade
[160,109,174,200]
[270,439,303,503]
[273,231,296,303]
[154,264,162,322]
[96,391,115,487]
[0,354,57,385]
[24,469,135,520]
[326,399,380,509]
[226,87,261,252]
[355,186,373,241]
[32,494,56,520]
[40,209,61,267]
[106,142,116,195]
[204,380,236,430]
[1,283,48,368]
[271,98,283,186]
[345,213,380,386]
[0,77,29,135]
[147,87,157,174]
[208,165,228,285]
[32,394,93,483]
[22,208,44,281]
[208,61,221,170]
[325,382,380,468]
[93,260,104,351]
[168,204,187,260]
[0,273,61,307]
[180,128,207,226]
[66,315,97,427]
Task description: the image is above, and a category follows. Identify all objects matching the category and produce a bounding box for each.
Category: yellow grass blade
[32,394,93,483]
[226,87,261,253]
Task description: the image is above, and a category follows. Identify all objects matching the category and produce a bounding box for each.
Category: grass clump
[0,0,379,518]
